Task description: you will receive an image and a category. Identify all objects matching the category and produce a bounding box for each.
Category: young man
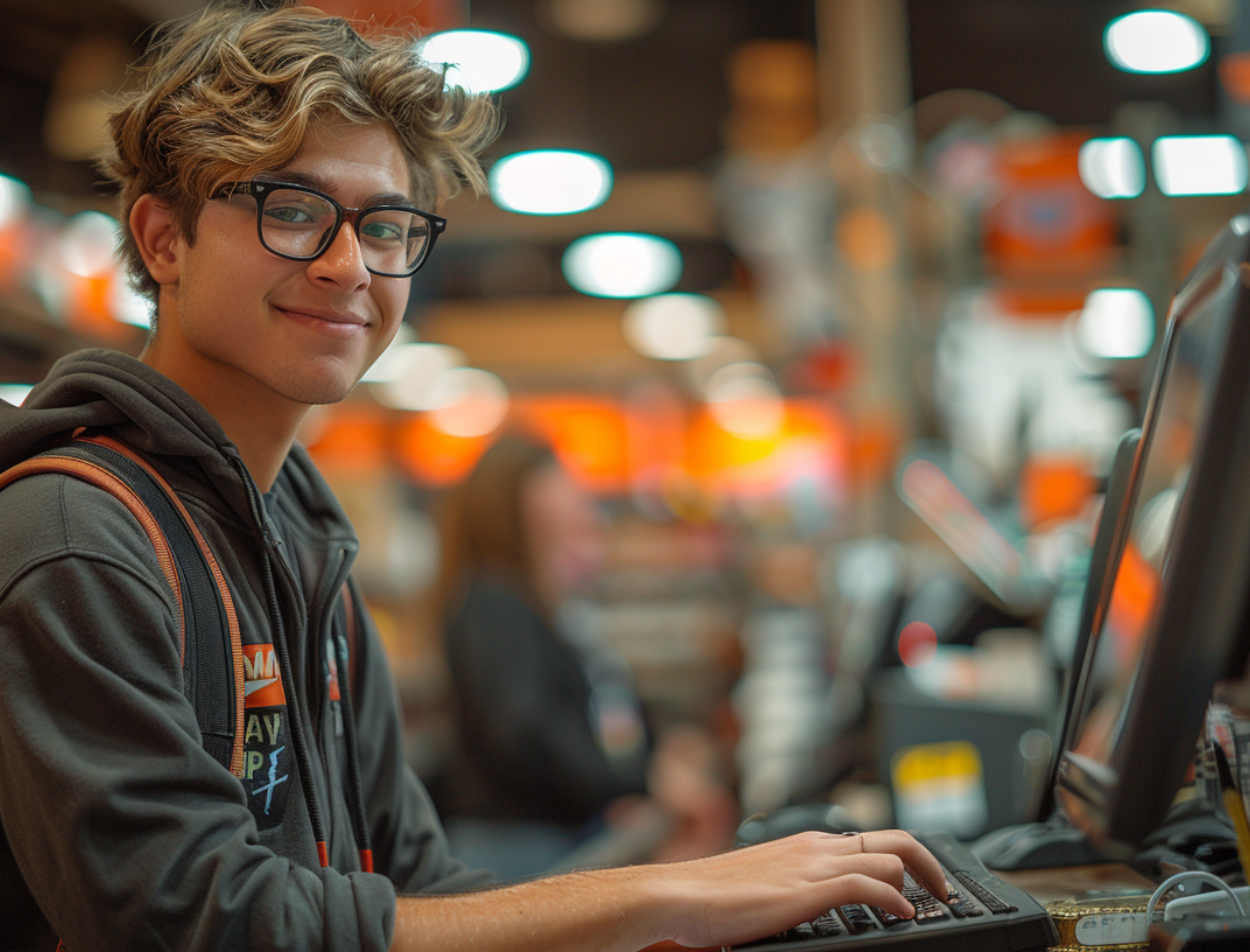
[0,4,946,951]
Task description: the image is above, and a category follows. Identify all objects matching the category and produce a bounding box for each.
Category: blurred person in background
[433,437,739,879]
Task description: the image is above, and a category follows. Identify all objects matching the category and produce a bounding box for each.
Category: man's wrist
[391,864,683,952]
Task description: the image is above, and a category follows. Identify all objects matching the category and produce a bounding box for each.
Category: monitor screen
[1056,215,1250,851]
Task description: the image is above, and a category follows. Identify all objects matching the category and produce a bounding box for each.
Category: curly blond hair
[100,1,501,299]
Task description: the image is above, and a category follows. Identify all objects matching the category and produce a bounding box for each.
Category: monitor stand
[972,810,1110,870]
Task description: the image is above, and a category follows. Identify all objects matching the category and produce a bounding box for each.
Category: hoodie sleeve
[0,474,399,952]
[345,585,495,895]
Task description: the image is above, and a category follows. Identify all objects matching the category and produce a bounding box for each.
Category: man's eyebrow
[257,170,414,206]
[258,169,329,191]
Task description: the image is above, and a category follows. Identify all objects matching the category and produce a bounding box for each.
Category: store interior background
[1,0,1243,841]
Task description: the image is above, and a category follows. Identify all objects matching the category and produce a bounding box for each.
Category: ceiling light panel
[490,150,614,215]
[1153,136,1249,196]
[419,30,530,93]
[563,232,682,298]
[1104,10,1209,74]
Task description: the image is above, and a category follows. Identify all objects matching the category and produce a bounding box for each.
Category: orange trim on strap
[316,840,330,869]
[359,848,374,873]
[80,436,248,780]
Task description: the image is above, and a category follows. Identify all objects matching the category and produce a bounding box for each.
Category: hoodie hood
[1,349,256,522]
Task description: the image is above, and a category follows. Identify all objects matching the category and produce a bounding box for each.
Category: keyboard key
[953,871,1018,914]
[786,922,815,940]
[810,914,846,937]
[868,905,907,927]
[945,889,984,919]
[915,905,950,924]
[839,904,877,935]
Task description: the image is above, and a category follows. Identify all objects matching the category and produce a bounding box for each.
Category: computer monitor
[1056,215,1250,852]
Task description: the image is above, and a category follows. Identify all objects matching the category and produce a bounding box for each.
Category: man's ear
[130,194,182,286]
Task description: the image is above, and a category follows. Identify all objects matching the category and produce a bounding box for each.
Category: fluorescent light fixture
[623,293,725,360]
[1078,137,1146,199]
[1104,10,1209,73]
[1077,288,1155,359]
[490,150,613,215]
[563,232,682,298]
[0,174,31,229]
[419,30,530,93]
[1153,136,1249,196]
[0,385,33,406]
[60,211,120,278]
[427,368,510,437]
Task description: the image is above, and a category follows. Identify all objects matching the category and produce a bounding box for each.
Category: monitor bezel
[1033,424,1140,824]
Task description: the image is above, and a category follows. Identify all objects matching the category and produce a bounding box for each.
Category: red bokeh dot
[898,621,938,667]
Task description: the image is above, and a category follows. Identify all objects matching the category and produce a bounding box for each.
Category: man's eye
[264,203,319,225]
[360,220,404,242]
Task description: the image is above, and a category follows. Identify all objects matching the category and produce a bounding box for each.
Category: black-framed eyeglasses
[213,180,446,278]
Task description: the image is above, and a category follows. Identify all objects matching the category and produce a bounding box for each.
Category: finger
[819,871,915,920]
[823,852,906,893]
[860,830,948,899]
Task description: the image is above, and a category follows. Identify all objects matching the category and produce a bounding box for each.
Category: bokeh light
[1076,288,1155,359]
[60,211,119,278]
[427,368,511,438]
[898,621,938,667]
[1104,10,1208,74]
[419,30,530,93]
[706,362,785,438]
[1152,136,1249,196]
[622,293,725,360]
[562,232,682,298]
[0,175,32,230]
[1078,137,1145,199]
[490,150,613,215]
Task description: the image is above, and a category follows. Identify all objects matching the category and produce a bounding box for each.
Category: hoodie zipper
[230,455,332,870]
[312,546,376,873]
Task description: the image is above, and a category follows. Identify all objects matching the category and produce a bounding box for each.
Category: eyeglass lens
[260,187,431,275]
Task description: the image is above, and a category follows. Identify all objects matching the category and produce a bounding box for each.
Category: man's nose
[308,218,370,288]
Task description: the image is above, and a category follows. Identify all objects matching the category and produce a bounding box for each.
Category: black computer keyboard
[730,833,1058,952]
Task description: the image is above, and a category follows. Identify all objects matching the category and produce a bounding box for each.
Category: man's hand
[392,829,946,952]
[653,829,947,949]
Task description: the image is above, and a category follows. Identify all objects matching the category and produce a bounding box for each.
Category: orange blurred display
[0,221,28,290]
[306,404,391,475]
[395,413,491,486]
[983,133,1116,277]
[314,0,464,33]
[515,396,631,493]
[1019,455,1096,529]
[686,398,849,499]
[1105,539,1159,666]
[306,393,852,511]
[65,272,132,344]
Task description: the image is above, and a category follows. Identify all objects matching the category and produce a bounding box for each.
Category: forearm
[391,831,951,952]
[392,866,667,952]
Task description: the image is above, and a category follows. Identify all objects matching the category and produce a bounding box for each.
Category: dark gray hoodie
[0,350,487,952]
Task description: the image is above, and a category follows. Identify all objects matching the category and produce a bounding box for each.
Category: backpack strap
[0,436,246,778]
